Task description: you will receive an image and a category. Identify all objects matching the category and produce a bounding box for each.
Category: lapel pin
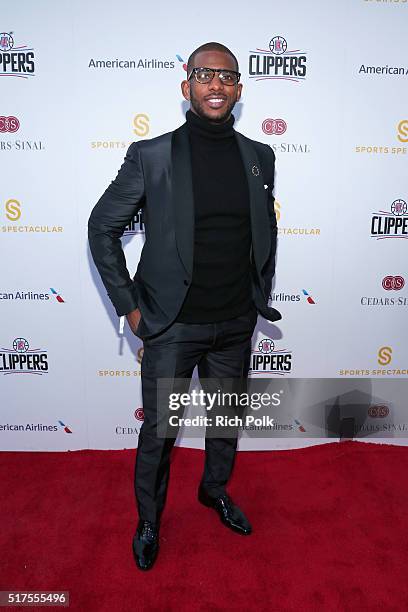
[252,165,260,176]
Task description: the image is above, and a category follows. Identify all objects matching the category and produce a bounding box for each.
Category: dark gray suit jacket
[88,122,281,339]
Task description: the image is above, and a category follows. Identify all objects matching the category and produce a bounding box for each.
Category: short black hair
[187,42,239,75]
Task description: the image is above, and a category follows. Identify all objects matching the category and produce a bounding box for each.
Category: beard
[189,87,237,124]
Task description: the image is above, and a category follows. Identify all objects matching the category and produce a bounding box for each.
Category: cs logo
[368,405,389,418]
[5,198,21,221]
[133,113,149,137]
[262,118,287,135]
[382,276,404,290]
[134,408,144,421]
[377,346,392,366]
[397,120,408,143]
[0,116,20,132]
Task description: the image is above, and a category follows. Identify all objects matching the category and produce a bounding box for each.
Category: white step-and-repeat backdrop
[1,0,407,451]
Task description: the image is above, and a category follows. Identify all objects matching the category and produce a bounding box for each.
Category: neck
[186,109,235,140]
[190,107,231,125]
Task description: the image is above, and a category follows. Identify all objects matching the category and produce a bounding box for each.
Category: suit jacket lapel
[235,131,271,276]
[170,124,271,280]
[171,123,194,277]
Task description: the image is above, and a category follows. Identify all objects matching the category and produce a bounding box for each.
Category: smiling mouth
[205,97,226,109]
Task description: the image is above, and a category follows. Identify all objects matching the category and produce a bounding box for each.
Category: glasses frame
[187,66,241,86]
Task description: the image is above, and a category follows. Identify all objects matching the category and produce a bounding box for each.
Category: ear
[236,82,243,102]
[181,79,190,101]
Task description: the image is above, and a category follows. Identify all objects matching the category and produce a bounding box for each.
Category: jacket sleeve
[263,146,278,301]
[88,142,145,316]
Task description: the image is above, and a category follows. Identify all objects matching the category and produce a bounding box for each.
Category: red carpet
[1,441,408,611]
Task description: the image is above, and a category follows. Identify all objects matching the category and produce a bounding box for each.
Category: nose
[208,73,224,90]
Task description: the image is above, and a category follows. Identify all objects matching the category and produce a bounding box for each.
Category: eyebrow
[192,67,238,71]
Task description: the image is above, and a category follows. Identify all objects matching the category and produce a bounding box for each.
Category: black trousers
[134,305,258,523]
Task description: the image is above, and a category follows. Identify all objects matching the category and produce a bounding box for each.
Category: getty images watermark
[156,378,285,438]
[155,378,408,440]
[167,388,281,428]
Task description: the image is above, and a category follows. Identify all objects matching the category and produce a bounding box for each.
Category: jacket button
[184,280,189,286]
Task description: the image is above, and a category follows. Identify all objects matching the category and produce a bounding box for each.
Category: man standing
[88,42,281,571]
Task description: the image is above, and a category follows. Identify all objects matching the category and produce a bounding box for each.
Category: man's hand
[126,308,141,334]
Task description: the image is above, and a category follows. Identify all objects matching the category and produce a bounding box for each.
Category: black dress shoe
[132,520,159,571]
[198,488,252,535]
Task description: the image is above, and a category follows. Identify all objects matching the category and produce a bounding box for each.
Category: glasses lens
[193,68,239,85]
[195,68,214,83]
[219,71,238,85]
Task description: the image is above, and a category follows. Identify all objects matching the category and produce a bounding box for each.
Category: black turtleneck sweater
[175,110,252,323]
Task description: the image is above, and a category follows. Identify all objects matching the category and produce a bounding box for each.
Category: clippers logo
[262,118,287,135]
[371,199,408,239]
[0,116,19,132]
[135,408,144,421]
[249,36,307,83]
[58,420,73,433]
[382,276,405,290]
[250,338,292,375]
[269,36,287,55]
[124,211,144,235]
[0,337,48,375]
[391,199,407,214]
[377,346,392,366]
[258,338,274,354]
[398,120,408,143]
[0,32,13,51]
[368,405,389,419]
[0,32,35,77]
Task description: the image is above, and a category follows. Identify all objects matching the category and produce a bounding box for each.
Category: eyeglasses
[187,67,241,86]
